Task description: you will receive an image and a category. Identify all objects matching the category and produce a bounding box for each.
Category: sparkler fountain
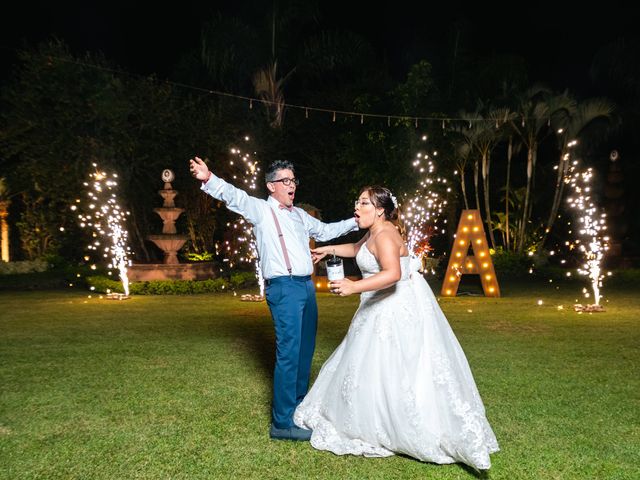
[214,140,264,301]
[565,160,609,312]
[399,140,450,272]
[77,165,131,299]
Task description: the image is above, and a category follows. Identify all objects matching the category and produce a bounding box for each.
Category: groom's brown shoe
[269,424,312,441]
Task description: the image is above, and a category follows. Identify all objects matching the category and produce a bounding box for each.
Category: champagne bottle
[326,249,344,281]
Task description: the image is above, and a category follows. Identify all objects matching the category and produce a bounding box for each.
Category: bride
[294,186,499,471]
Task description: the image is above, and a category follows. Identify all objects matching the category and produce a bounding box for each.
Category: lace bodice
[356,243,411,281]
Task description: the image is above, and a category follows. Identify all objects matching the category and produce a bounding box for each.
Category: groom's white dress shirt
[202,174,357,280]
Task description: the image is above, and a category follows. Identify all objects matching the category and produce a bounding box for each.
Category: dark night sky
[2,2,640,95]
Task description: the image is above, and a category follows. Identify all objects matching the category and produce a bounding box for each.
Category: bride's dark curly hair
[359,186,398,221]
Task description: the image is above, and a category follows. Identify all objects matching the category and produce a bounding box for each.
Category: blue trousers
[265,275,318,429]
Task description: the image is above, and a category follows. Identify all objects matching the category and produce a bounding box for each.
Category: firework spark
[565,162,609,306]
[76,164,132,296]
[400,143,450,266]
[215,138,264,296]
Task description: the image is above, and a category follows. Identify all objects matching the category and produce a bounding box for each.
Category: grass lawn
[1,280,638,479]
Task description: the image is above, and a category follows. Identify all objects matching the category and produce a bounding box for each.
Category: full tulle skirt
[294,272,499,470]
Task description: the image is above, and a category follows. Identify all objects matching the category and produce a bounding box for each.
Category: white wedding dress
[294,244,499,470]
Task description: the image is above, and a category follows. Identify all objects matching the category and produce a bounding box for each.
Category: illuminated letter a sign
[441,210,500,297]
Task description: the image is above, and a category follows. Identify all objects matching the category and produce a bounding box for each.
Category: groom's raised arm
[201,173,265,226]
[190,156,265,225]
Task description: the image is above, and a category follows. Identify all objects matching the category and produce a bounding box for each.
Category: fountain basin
[153,208,185,234]
[148,234,187,264]
[127,262,217,281]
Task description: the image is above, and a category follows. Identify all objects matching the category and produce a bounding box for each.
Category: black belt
[264,275,312,286]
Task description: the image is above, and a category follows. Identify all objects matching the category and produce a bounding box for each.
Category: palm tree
[253,61,294,128]
[457,107,513,249]
[542,97,615,246]
[502,133,526,251]
[455,112,483,214]
[197,13,263,97]
[200,2,376,128]
[482,108,514,249]
[453,139,471,210]
[509,86,554,252]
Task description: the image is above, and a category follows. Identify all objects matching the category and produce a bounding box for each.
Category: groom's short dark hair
[265,160,295,183]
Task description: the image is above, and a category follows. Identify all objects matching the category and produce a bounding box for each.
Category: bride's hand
[329,278,356,296]
[310,247,330,264]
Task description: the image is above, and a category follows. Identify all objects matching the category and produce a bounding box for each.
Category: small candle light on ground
[240,294,264,302]
[106,292,130,301]
[573,304,605,312]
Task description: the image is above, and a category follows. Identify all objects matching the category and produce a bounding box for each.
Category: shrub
[605,268,640,286]
[490,250,538,277]
[230,271,259,289]
[85,273,258,295]
[184,251,215,262]
[421,256,444,276]
[0,259,49,275]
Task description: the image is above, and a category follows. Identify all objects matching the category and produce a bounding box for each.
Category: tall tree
[0,40,233,262]
[200,1,376,129]
[509,86,554,252]
[542,97,615,246]
[456,107,513,249]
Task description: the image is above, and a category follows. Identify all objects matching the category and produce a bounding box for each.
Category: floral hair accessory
[389,192,398,209]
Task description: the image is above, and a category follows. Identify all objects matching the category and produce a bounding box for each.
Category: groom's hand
[189,156,211,182]
[310,248,329,264]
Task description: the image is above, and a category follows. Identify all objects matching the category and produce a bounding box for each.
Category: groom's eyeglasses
[271,177,299,186]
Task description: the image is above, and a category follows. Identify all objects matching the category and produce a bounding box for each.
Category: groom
[189,157,357,441]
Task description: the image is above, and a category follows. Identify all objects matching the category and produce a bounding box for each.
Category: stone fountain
[148,169,187,264]
[127,169,216,281]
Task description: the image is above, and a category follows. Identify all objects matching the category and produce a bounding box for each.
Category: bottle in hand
[326,250,344,282]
